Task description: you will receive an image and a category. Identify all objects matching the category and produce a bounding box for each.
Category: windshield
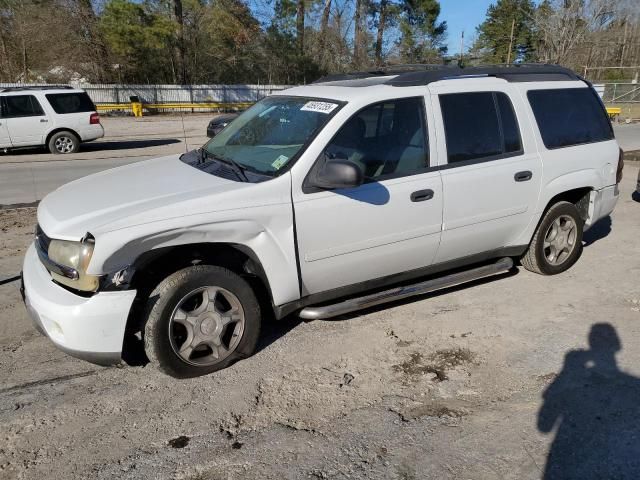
[203,96,342,176]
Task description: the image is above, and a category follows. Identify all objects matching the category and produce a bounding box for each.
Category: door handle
[410,189,434,202]
[514,170,532,182]
[40,119,48,123]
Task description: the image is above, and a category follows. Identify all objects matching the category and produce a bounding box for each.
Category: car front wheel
[143,265,261,378]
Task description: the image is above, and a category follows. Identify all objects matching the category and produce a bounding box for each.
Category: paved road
[1,119,638,206]
[613,123,640,151]
[0,115,211,206]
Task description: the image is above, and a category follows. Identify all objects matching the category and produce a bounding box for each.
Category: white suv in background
[21,65,622,378]
[0,86,104,154]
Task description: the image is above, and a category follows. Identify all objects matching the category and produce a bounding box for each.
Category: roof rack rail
[312,63,580,86]
[0,85,75,93]
[313,63,452,84]
[386,64,580,86]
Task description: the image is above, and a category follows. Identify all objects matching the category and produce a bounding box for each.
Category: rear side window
[45,92,96,114]
[527,88,614,149]
[440,92,522,164]
[2,95,44,117]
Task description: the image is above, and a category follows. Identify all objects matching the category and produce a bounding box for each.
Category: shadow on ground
[2,138,180,156]
[81,139,181,151]
[539,323,640,479]
[583,215,612,247]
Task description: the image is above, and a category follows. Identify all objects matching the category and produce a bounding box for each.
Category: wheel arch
[542,186,593,222]
[46,127,81,146]
[118,241,276,365]
[128,242,274,311]
[514,185,594,249]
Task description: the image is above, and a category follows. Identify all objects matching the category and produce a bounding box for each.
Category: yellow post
[131,101,143,117]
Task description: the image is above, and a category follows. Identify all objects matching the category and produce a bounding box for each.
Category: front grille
[35,224,51,253]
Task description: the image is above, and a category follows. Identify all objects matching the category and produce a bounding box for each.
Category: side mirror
[311,158,364,190]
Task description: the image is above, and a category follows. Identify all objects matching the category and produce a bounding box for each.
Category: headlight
[47,237,99,292]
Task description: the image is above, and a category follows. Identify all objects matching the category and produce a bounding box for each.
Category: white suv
[0,86,104,154]
[21,65,622,377]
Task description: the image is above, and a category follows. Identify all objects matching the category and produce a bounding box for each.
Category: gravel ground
[0,166,638,480]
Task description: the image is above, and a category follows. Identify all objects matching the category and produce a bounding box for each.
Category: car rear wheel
[521,201,584,275]
[143,265,261,378]
[48,131,79,154]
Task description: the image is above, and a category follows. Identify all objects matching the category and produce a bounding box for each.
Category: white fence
[0,83,291,110]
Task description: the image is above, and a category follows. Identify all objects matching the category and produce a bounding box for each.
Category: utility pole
[459,31,464,62]
[506,18,515,64]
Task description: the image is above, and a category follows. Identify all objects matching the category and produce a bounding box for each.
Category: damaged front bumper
[21,244,137,366]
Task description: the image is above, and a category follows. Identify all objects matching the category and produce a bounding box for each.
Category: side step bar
[299,257,514,320]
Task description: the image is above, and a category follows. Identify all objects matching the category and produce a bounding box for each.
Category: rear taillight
[617,148,624,184]
[89,112,100,125]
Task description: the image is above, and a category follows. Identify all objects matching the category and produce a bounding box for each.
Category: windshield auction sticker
[271,155,289,170]
[300,101,339,114]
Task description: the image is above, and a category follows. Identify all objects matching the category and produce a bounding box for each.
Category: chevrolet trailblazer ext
[22,65,622,378]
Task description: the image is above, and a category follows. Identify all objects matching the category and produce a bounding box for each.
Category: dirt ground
[0,166,639,480]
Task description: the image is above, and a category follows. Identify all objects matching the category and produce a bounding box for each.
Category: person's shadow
[538,323,640,479]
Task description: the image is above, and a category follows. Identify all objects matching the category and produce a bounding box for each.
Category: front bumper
[21,244,137,366]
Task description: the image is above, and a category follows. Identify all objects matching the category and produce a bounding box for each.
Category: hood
[37,154,246,239]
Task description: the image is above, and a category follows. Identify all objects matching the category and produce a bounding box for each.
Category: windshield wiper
[201,149,249,182]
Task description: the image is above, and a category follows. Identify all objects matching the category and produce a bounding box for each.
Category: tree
[173,0,187,84]
[473,0,536,63]
[534,0,615,65]
[100,0,175,83]
[397,0,447,63]
[373,0,398,65]
[353,0,368,66]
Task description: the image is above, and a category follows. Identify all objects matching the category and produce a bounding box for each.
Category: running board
[298,257,514,320]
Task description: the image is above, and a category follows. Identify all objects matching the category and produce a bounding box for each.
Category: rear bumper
[21,244,136,366]
[586,184,619,229]
[78,124,104,142]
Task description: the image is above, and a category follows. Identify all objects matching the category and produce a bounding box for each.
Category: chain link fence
[599,83,640,103]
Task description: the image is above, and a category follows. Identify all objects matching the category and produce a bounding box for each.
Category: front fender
[88,209,299,307]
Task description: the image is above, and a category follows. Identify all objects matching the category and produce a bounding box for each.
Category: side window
[3,95,45,118]
[496,92,522,153]
[45,93,96,114]
[527,88,614,149]
[439,91,522,164]
[323,97,429,181]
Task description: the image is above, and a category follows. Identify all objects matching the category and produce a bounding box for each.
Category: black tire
[48,131,79,154]
[143,265,261,378]
[521,201,584,275]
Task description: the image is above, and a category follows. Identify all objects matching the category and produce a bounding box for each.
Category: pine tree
[473,0,536,64]
[397,0,447,64]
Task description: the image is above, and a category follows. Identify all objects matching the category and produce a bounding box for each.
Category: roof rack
[313,64,451,84]
[0,85,75,93]
[313,64,580,86]
[387,64,580,86]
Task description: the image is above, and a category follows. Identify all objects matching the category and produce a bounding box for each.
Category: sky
[439,0,498,55]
